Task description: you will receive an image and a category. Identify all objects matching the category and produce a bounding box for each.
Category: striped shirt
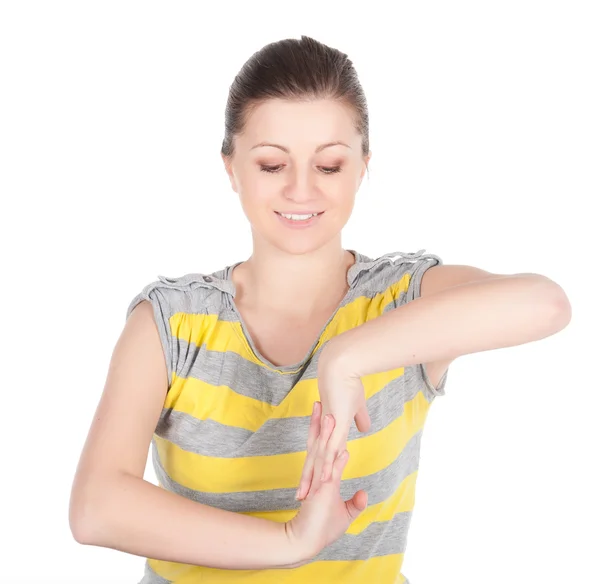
[125,248,449,584]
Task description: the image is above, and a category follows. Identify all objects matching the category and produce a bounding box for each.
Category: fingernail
[295,488,300,500]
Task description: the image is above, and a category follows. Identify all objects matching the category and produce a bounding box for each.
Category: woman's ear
[221,153,238,193]
[360,151,372,183]
[360,150,373,181]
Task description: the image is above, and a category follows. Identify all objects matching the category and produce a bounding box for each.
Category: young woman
[69,35,571,584]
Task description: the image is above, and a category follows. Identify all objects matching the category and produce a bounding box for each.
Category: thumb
[354,404,371,433]
[345,489,368,521]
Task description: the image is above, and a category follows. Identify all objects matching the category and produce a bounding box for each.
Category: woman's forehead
[239,99,360,150]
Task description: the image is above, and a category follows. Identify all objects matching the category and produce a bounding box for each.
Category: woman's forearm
[70,472,303,570]
[323,274,569,377]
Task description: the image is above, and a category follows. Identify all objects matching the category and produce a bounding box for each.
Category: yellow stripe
[149,553,408,583]
[154,391,432,493]
[238,469,419,535]
[164,375,271,432]
[164,364,406,431]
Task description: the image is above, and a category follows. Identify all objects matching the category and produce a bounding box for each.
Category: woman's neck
[231,248,356,319]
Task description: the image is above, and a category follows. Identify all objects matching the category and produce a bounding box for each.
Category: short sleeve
[125,281,174,390]
[391,249,449,399]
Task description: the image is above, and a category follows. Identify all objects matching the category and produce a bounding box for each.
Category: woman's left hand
[296,350,371,501]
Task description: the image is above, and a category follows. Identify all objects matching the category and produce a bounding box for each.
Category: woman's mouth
[274,211,325,228]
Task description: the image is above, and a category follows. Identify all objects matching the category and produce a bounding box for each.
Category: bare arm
[69,300,302,570]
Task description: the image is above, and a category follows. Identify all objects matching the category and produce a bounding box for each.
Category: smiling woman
[68,33,571,584]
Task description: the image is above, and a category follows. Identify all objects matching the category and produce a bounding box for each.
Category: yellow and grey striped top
[125,249,449,584]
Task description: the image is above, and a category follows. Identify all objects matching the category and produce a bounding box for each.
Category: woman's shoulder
[349,248,444,287]
[125,266,235,323]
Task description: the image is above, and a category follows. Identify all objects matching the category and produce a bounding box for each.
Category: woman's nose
[283,170,318,202]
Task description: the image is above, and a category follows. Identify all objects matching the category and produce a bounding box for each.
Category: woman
[69,35,571,583]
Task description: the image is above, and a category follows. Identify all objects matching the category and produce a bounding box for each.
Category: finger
[314,413,335,484]
[320,424,346,483]
[296,402,322,500]
[345,489,368,521]
[330,448,349,484]
[354,404,371,433]
[306,401,322,451]
[306,414,335,500]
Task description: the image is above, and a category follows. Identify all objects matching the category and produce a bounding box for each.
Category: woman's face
[222,98,371,255]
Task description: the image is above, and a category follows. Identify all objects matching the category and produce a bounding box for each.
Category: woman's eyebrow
[250,141,351,153]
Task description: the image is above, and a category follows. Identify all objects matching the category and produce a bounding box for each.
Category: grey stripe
[138,561,171,584]
[173,337,312,404]
[314,510,413,561]
[156,363,432,458]
[152,428,424,513]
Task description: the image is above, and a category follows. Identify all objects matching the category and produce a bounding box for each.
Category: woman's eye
[260,165,283,173]
[259,165,342,174]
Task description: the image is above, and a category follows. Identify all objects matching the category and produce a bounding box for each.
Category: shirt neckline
[222,249,363,373]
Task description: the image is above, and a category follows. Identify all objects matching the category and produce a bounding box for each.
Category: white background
[1,1,598,583]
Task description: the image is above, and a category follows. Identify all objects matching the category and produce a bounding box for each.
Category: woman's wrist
[281,519,317,568]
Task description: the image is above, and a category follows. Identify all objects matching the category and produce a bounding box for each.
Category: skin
[221,97,371,319]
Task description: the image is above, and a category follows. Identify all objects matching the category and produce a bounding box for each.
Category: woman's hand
[286,400,368,564]
[296,353,371,502]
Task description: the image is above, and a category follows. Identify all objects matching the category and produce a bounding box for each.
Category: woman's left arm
[297,273,571,501]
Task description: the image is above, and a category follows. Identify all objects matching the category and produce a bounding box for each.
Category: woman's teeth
[277,212,319,220]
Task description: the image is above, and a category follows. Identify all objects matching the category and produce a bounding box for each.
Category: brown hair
[221,35,370,161]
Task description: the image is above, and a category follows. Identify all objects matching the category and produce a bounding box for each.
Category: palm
[288,451,368,557]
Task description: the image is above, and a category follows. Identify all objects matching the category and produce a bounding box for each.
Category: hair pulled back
[221,35,369,159]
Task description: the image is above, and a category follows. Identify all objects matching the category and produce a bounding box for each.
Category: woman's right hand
[284,401,368,565]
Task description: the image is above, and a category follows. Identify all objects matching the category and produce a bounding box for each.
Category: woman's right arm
[68,300,305,570]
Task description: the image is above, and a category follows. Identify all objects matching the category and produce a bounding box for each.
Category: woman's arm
[71,471,298,569]
[69,301,302,570]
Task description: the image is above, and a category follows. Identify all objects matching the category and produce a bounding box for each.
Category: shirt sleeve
[125,280,175,390]
[391,249,449,400]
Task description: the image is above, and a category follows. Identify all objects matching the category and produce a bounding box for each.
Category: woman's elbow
[69,482,108,545]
